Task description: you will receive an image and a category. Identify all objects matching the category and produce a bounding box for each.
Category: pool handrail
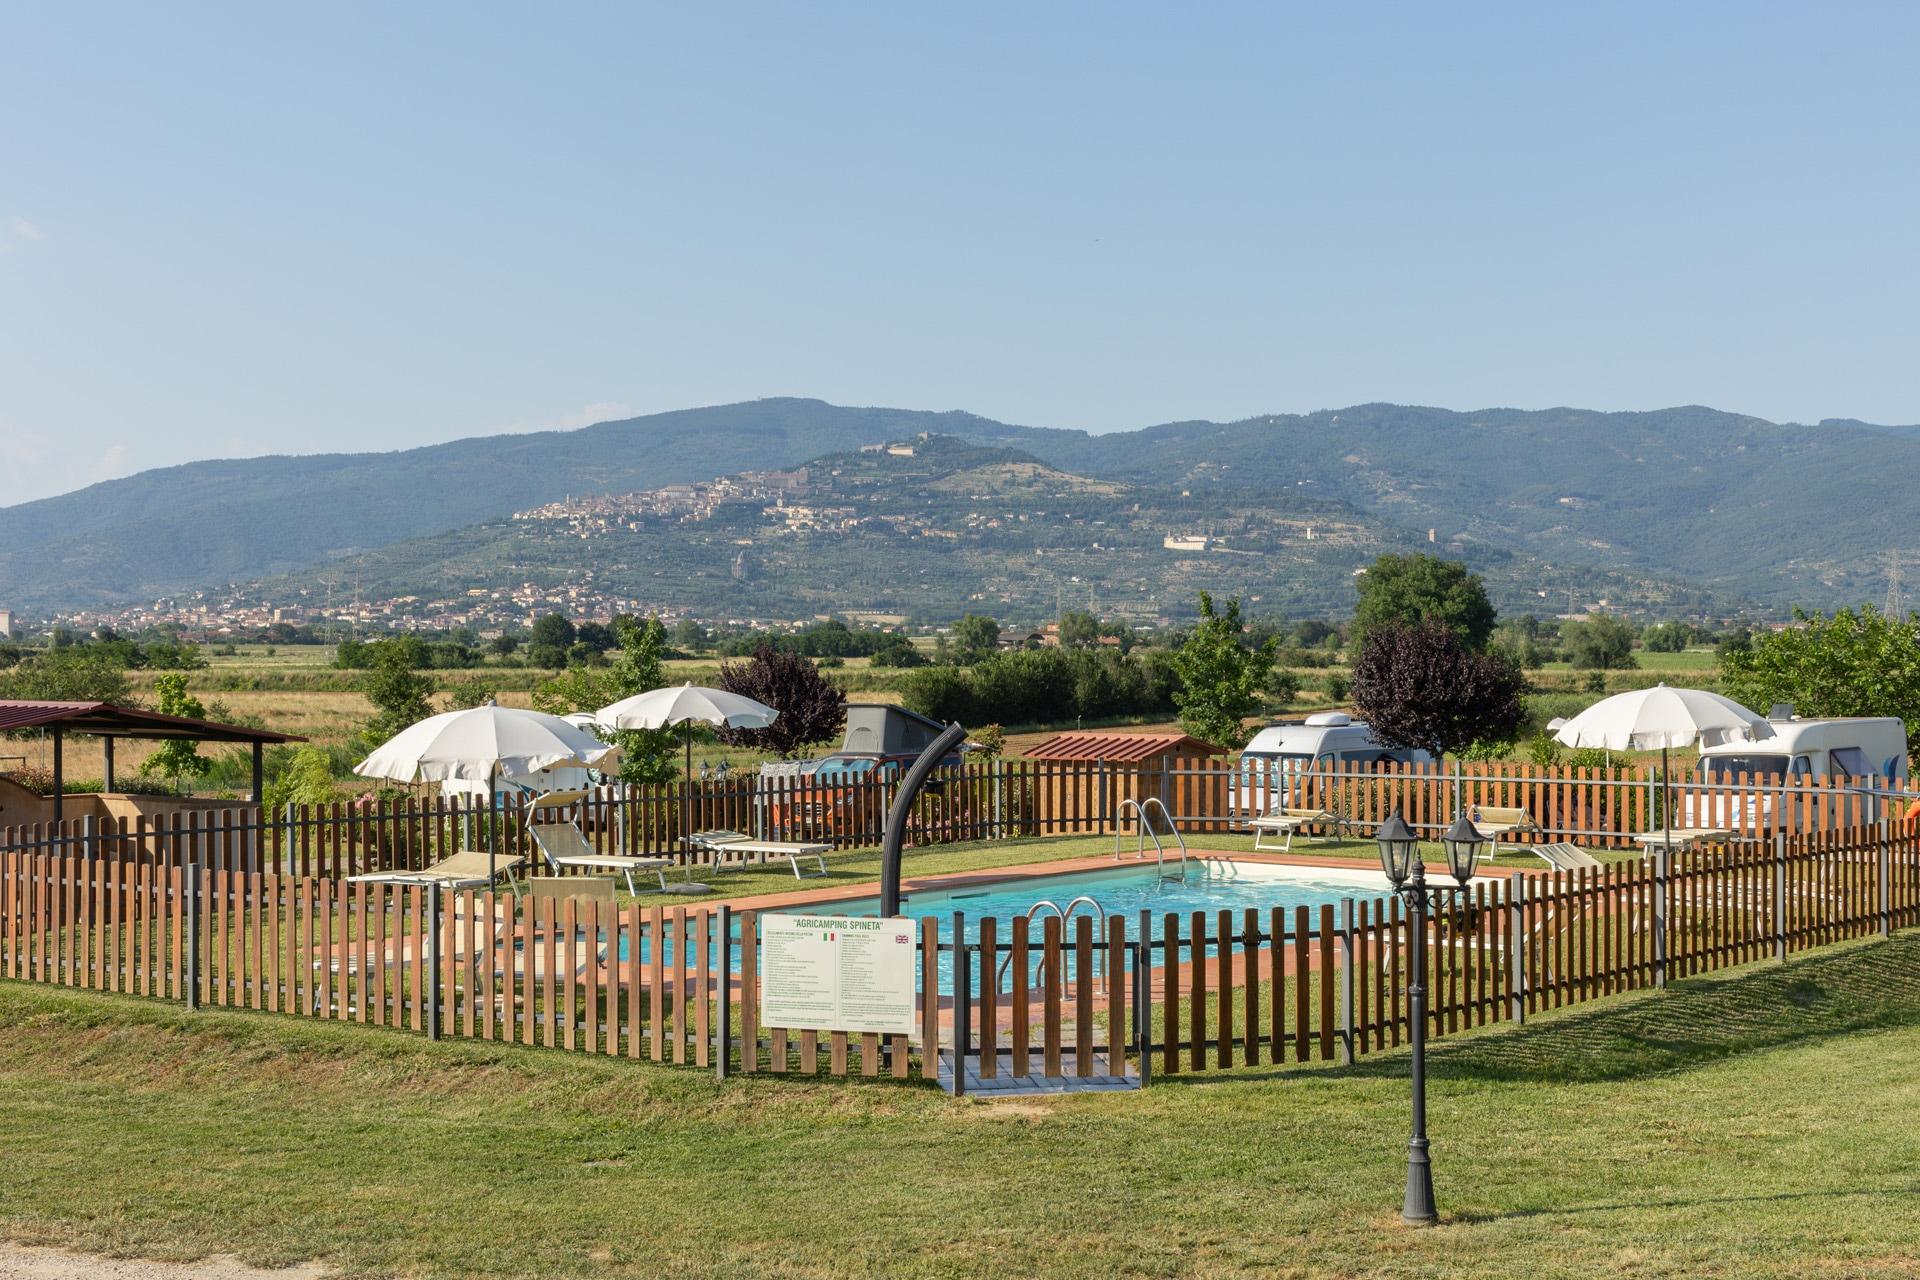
[1113,797,1188,880]
[995,896,1108,994]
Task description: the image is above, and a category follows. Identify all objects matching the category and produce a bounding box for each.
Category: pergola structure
[0,700,305,823]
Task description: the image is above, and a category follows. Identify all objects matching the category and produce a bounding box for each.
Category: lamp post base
[1402,1138,1438,1225]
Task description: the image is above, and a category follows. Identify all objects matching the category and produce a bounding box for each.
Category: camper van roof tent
[839,704,948,757]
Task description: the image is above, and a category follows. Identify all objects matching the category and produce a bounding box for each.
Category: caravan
[1687,708,1909,830]
[1233,712,1434,816]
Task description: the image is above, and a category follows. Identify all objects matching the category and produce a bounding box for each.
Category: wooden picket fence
[2,759,1899,883]
[3,825,1917,1087]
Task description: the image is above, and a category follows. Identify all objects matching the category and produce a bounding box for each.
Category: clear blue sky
[3,2,1916,503]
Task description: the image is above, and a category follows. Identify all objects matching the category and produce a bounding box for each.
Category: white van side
[1234,713,1435,816]
[1687,713,1909,829]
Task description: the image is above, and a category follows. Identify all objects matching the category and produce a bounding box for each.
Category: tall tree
[1351,553,1497,655]
[139,673,215,784]
[1057,610,1102,648]
[361,638,437,745]
[1350,621,1527,757]
[1170,592,1277,749]
[717,645,847,758]
[1562,613,1639,670]
[0,648,134,704]
[951,614,1001,663]
[533,617,678,784]
[1720,605,1920,754]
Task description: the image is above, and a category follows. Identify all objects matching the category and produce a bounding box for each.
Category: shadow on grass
[1195,932,1920,1087]
[1451,1181,1920,1224]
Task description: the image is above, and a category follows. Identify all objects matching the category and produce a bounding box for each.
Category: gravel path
[0,1243,326,1280]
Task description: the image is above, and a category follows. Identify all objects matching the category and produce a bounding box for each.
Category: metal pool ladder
[1113,796,1188,881]
[997,896,1107,994]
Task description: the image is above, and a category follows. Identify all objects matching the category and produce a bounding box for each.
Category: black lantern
[1439,813,1486,886]
[1375,812,1419,887]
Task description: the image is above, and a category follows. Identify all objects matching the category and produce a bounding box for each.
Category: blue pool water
[617,858,1393,994]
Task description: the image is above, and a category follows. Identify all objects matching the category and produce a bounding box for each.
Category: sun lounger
[524,789,674,893]
[1533,841,1604,872]
[531,821,673,893]
[345,848,525,890]
[685,829,831,879]
[1245,806,1338,852]
[1468,805,1541,858]
[1632,827,1733,854]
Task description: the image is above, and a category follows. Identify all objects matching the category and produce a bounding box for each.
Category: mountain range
[2,398,1915,619]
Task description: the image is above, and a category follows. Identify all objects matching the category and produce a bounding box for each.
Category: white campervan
[1686,707,1909,829]
[1233,712,1435,815]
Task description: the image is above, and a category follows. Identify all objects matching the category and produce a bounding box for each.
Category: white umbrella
[1553,684,1773,853]
[596,684,778,842]
[356,703,614,877]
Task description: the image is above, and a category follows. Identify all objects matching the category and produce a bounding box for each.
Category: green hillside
[4,398,1918,616]
[237,437,1733,623]
[0,400,1068,612]
[1025,403,1916,610]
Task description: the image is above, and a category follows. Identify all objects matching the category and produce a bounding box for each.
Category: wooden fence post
[716,905,732,1081]
[1338,898,1355,1065]
[1652,849,1669,990]
[1879,825,1892,939]
[1507,873,1527,1023]
[1134,908,1151,1088]
[426,883,443,1041]
[1773,831,1789,962]
[184,857,202,1011]
[951,911,969,1097]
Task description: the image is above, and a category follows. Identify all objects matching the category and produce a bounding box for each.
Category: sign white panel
[760,913,918,1037]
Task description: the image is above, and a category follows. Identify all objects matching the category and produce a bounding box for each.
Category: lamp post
[1375,810,1484,1226]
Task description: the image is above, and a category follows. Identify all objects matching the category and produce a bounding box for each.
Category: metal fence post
[1879,826,1893,938]
[184,857,202,1011]
[951,911,969,1098]
[1338,898,1355,1065]
[1134,908,1151,1088]
[1652,849,1669,990]
[426,883,443,1041]
[1507,873,1527,1023]
[993,762,1005,839]
[716,904,732,1081]
[1773,831,1789,962]
[283,801,296,874]
[81,814,97,863]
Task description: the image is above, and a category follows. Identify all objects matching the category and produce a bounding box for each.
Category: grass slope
[1,932,1917,1278]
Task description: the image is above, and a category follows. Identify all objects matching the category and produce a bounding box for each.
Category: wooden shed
[1020,731,1227,829]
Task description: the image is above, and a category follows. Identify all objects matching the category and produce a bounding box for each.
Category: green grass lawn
[1,931,1916,1278]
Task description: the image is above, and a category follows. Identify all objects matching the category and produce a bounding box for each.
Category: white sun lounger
[1246,806,1337,852]
[527,790,674,893]
[1533,841,1604,872]
[686,829,831,879]
[1468,805,1541,859]
[1632,827,1733,854]
[345,847,525,890]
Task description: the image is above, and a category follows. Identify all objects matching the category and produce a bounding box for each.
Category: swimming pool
[863,857,1393,938]
[621,858,1396,992]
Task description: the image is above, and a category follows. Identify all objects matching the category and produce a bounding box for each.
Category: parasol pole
[1662,743,1673,857]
